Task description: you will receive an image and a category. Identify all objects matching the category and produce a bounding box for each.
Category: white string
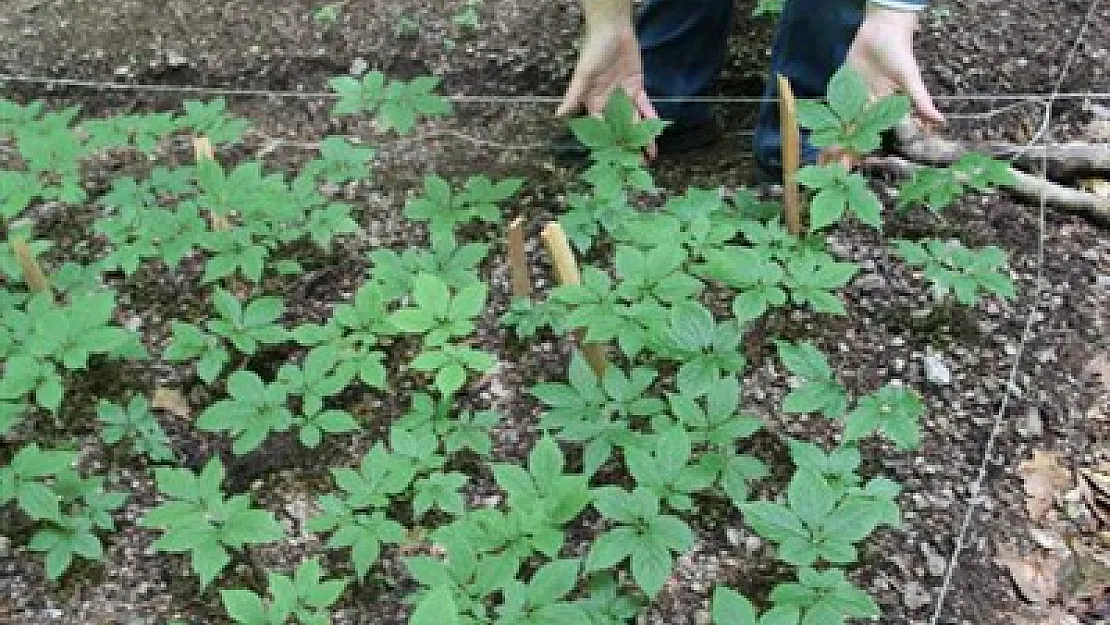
[927,1,1101,623]
[1,72,1108,105]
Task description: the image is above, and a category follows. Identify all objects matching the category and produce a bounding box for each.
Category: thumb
[557,72,588,118]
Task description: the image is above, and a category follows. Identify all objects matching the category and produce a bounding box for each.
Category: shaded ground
[0,1,1108,625]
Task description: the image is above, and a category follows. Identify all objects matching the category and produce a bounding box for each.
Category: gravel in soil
[1,1,1109,625]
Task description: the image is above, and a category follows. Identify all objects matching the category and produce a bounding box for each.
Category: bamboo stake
[11,236,50,294]
[507,217,532,298]
[540,222,607,378]
[777,74,803,236]
[192,137,231,231]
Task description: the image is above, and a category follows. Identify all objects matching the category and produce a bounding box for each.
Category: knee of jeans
[753,126,821,170]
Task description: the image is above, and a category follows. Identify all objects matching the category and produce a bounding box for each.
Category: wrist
[861,2,921,35]
[866,0,926,12]
[581,0,634,35]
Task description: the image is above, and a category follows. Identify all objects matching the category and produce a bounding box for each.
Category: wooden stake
[777,74,803,236]
[192,137,231,231]
[11,236,50,295]
[540,223,607,378]
[507,217,532,298]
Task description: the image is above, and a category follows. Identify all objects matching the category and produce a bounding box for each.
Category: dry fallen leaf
[152,388,191,419]
[1019,452,1074,521]
[996,549,1067,603]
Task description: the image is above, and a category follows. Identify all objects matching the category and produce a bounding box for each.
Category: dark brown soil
[0,2,1108,625]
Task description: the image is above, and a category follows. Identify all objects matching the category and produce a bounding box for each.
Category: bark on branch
[864,155,1110,222]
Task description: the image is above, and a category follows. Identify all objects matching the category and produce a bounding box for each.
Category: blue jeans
[638,0,867,175]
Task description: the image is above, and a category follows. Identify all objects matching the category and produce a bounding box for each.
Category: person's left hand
[820,4,943,168]
[847,4,944,126]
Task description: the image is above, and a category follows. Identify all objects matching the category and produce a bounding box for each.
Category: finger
[588,88,613,117]
[557,72,589,118]
[897,65,945,126]
[632,89,661,159]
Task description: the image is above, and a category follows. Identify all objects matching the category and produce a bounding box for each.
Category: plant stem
[192,137,232,232]
[777,74,803,236]
[540,222,607,378]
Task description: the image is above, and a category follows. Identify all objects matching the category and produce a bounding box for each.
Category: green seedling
[532,353,665,476]
[220,557,348,625]
[404,174,523,241]
[306,443,413,578]
[775,340,849,418]
[142,458,284,588]
[586,486,694,597]
[893,238,1017,306]
[328,71,453,134]
[739,467,899,566]
[96,396,175,463]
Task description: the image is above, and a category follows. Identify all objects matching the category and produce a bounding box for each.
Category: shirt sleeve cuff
[868,0,927,10]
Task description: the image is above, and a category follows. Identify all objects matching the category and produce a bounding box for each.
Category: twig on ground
[864,155,1110,222]
[895,121,1110,179]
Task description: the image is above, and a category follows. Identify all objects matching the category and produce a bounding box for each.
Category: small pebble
[920,542,947,578]
[902,581,933,610]
[1020,407,1044,438]
[924,353,952,386]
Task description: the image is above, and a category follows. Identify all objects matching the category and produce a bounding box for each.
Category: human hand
[847,4,944,127]
[557,21,660,157]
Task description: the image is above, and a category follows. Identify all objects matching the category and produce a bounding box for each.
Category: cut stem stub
[507,217,532,298]
[540,222,608,378]
[192,137,232,232]
[777,74,804,236]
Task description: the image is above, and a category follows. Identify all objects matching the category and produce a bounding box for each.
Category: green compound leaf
[410,585,459,625]
[329,71,452,134]
[843,384,925,450]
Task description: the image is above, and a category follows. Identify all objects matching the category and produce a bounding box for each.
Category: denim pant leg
[637,0,735,125]
[753,0,867,174]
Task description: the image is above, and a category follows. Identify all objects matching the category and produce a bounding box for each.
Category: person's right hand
[556,24,660,156]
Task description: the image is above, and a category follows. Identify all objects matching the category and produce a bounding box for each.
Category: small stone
[1020,407,1044,438]
[165,50,187,67]
[1035,348,1057,364]
[1029,528,1069,551]
[0,536,9,558]
[855,273,887,292]
[744,536,762,552]
[921,542,947,577]
[924,353,952,386]
[902,581,933,610]
[725,527,742,547]
[1096,275,1110,290]
[350,57,369,76]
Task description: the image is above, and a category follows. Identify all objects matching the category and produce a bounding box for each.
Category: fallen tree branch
[864,155,1110,222]
[894,121,1110,180]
